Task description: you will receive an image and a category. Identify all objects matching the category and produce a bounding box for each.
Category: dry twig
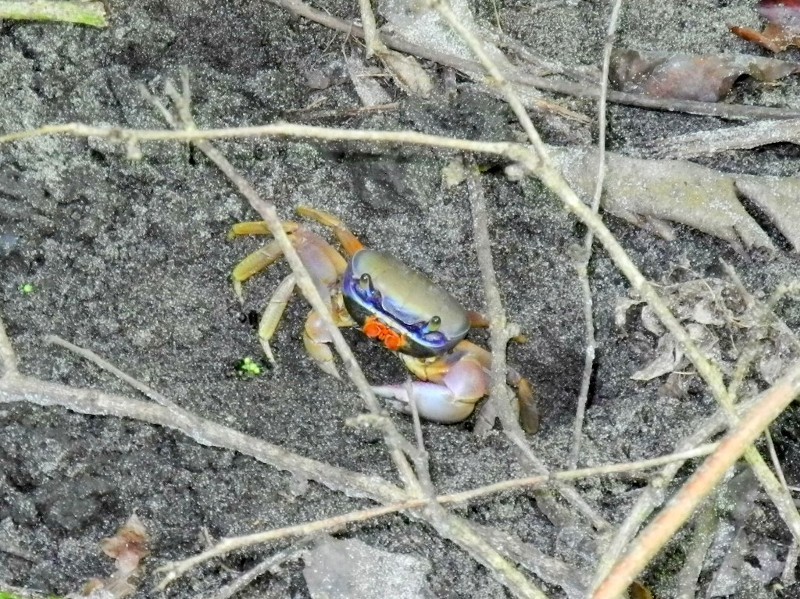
[263,0,800,121]
[155,442,718,579]
[204,542,309,599]
[570,0,623,470]
[594,360,800,598]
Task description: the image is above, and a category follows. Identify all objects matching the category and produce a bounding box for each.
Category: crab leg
[228,221,299,238]
[296,206,365,257]
[303,310,345,380]
[230,240,285,299]
[372,356,488,423]
[257,274,296,364]
[374,340,538,431]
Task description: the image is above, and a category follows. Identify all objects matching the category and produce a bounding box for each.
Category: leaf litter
[616,263,800,394]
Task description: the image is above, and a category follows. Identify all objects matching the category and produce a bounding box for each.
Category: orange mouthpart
[363,316,406,351]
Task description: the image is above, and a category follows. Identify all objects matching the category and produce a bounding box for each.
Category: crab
[229,206,538,433]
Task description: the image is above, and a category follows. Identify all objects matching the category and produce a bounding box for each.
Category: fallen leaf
[82,514,149,598]
[377,49,434,97]
[610,48,800,101]
[345,53,393,107]
[631,333,684,381]
[552,147,777,251]
[734,176,800,252]
[731,0,800,53]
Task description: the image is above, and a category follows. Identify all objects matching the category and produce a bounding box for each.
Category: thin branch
[783,542,799,584]
[159,443,717,585]
[0,374,404,504]
[675,495,719,599]
[465,161,610,532]
[157,503,406,589]
[570,0,622,470]
[46,335,180,411]
[0,122,532,164]
[356,0,385,57]
[205,542,309,599]
[264,0,800,122]
[427,0,546,155]
[593,359,800,598]
[0,314,18,379]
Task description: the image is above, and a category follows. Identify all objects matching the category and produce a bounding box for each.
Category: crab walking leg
[296,206,365,257]
[228,221,299,238]
[303,310,346,380]
[373,356,488,423]
[457,340,539,433]
[257,274,296,364]
[231,239,286,299]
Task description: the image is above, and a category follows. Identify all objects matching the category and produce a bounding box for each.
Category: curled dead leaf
[610,48,800,101]
[731,0,800,53]
[378,49,434,98]
[82,514,150,598]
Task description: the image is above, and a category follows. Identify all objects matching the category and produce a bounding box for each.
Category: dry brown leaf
[553,147,777,251]
[81,514,149,598]
[610,48,800,101]
[731,0,800,53]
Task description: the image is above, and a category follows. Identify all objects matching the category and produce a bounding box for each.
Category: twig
[356,0,385,57]
[0,374,404,504]
[593,359,800,599]
[465,161,610,532]
[765,428,789,489]
[570,0,622,470]
[783,542,799,584]
[0,0,107,26]
[465,162,525,427]
[46,335,180,411]
[263,0,800,121]
[675,495,719,599]
[0,314,18,379]
[205,542,309,599]
[157,506,401,588]
[427,0,546,156]
[0,122,533,165]
[157,443,718,581]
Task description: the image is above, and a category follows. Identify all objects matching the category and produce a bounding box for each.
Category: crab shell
[341,249,470,358]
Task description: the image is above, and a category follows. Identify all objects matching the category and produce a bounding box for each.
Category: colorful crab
[230,206,538,432]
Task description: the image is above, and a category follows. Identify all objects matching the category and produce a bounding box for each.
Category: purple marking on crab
[342,249,469,357]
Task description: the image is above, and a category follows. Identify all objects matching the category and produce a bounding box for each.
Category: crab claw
[373,356,487,423]
[372,382,477,423]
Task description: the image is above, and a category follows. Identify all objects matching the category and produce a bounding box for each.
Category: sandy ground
[2,0,800,597]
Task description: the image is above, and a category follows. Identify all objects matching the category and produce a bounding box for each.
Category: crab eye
[422,315,441,334]
[359,273,372,288]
